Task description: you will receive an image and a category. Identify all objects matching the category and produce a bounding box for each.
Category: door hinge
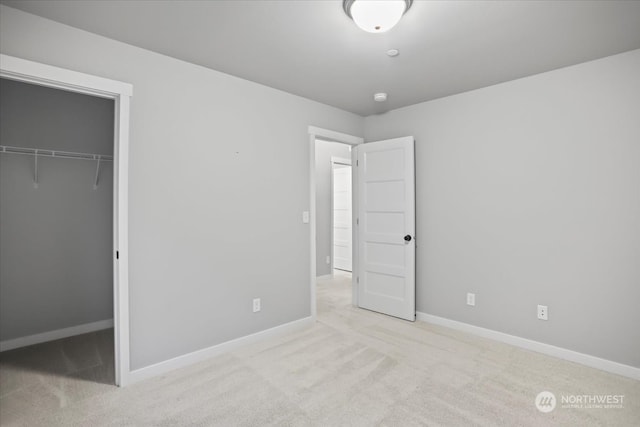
[357,276,359,283]
[356,217,359,225]
[356,160,359,166]
[116,251,119,260]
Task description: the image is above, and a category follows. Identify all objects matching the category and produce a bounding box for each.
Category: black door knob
[404,234,412,242]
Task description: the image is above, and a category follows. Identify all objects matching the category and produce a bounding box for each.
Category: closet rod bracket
[93,155,101,190]
[34,149,39,189]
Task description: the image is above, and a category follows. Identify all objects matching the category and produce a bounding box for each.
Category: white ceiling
[3,0,640,116]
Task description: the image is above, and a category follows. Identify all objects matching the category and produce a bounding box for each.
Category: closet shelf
[0,145,113,161]
[0,145,113,189]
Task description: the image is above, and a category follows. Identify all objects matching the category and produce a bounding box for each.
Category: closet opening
[0,77,117,386]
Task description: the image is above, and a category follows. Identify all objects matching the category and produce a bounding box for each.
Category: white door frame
[308,126,363,319]
[1,54,133,386]
[330,156,352,273]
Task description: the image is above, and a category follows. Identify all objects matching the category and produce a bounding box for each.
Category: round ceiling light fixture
[344,0,413,33]
[374,92,388,102]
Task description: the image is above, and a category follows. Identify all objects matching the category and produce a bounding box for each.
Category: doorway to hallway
[332,160,352,272]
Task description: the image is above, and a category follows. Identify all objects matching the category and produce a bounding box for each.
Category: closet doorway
[0,55,131,386]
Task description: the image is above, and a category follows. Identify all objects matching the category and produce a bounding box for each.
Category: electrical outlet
[326,255,330,264]
[466,293,475,306]
[253,298,261,313]
[537,304,548,320]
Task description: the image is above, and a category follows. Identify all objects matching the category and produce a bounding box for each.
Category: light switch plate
[467,293,475,306]
[302,211,310,223]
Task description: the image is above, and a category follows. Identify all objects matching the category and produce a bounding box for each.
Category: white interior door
[357,136,415,321]
[333,164,352,271]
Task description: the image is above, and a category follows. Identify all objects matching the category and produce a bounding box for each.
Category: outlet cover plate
[537,304,548,320]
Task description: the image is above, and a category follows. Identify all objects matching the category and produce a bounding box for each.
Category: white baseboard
[128,316,315,385]
[316,274,333,280]
[416,312,640,381]
[0,319,114,352]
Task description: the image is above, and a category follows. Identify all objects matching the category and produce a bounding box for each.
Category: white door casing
[357,136,415,321]
[333,163,352,271]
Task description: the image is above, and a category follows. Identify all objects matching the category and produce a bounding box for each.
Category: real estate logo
[560,394,624,409]
[535,391,624,412]
[535,391,557,413]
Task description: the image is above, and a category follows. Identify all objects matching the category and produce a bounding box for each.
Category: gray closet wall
[0,78,114,342]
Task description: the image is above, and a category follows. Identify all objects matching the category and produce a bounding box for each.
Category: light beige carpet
[1,271,638,426]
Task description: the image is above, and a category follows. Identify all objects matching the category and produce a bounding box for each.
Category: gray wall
[0,6,363,369]
[0,78,114,341]
[315,140,351,276]
[7,4,635,373]
[364,49,640,368]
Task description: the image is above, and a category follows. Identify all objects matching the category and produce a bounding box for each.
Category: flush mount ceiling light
[374,92,388,102]
[344,0,413,33]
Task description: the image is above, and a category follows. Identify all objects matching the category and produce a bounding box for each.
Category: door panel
[365,181,405,211]
[357,136,415,321]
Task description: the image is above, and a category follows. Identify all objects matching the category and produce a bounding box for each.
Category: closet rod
[0,145,113,161]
